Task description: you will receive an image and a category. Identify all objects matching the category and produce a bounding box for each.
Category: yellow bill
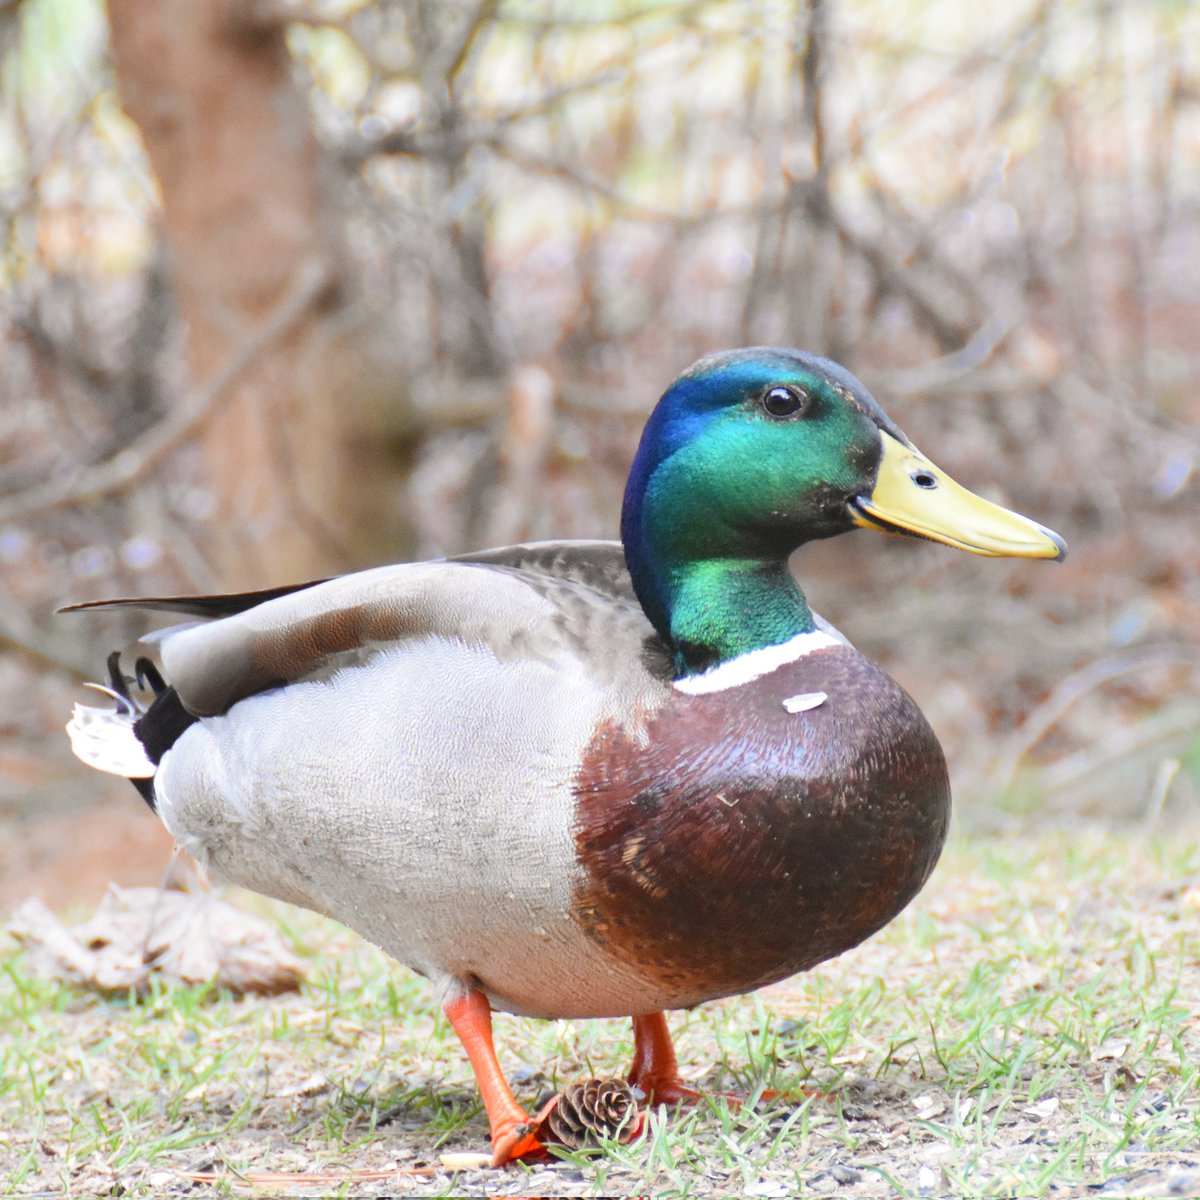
[852,431,1067,561]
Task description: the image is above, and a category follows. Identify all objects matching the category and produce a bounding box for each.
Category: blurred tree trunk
[106,0,416,586]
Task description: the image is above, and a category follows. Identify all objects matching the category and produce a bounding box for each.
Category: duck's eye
[910,468,938,489]
[761,385,808,419]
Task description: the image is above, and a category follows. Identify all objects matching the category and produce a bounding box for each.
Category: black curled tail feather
[78,653,198,813]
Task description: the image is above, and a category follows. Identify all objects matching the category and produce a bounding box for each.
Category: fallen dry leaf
[1092,1037,1130,1062]
[7,885,306,996]
[1023,1097,1060,1119]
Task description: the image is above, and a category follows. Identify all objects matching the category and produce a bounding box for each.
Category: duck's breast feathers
[147,541,663,717]
[570,641,951,1007]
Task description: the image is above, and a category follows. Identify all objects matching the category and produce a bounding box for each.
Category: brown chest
[570,647,950,1009]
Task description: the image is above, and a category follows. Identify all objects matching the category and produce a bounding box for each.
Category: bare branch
[0,602,91,678]
[237,0,353,35]
[340,66,632,163]
[0,260,331,525]
[800,182,974,350]
[879,316,1014,396]
[984,648,1200,798]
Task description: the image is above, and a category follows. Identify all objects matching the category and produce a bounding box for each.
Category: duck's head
[621,347,1066,674]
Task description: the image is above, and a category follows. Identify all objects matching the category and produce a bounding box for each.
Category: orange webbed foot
[487,1095,560,1166]
[633,1074,710,1107]
[446,990,652,1167]
[628,1012,728,1107]
[491,1089,646,1164]
[629,1013,826,1113]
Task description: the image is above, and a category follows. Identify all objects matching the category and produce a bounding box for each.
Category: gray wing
[452,539,638,603]
[151,542,663,717]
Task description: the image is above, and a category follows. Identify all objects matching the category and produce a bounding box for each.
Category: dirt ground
[3,828,1199,1198]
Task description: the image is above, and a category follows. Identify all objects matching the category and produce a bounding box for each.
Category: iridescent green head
[621,348,1065,676]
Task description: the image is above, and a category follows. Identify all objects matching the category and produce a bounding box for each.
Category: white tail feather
[67,701,156,778]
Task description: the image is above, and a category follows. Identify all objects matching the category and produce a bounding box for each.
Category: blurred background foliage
[0,0,1198,905]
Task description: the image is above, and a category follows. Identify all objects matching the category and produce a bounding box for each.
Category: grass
[1,831,1198,1198]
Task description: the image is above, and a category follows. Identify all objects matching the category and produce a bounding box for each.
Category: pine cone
[545,1077,640,1148]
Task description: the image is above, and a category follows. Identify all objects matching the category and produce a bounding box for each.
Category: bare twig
[238,0,352,35]
[1036,707,1200,792]
[0,604,91,678]
[343,64,641,164]
[984,648,1200,798]
[1140,758,1181,839]
[484,137,695,223]
[800,182,974,351]
[443,0,500,89]
[0,260,331,526]
[880,315,1015,396]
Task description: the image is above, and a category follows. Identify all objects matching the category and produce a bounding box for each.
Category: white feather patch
[67,703,156,778]
[782,691,828,713]
[673,629,840,696]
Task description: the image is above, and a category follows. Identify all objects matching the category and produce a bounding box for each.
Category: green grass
[1,832,1198,1197]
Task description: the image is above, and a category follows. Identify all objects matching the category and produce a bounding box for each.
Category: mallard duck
[66,348,1065,1164]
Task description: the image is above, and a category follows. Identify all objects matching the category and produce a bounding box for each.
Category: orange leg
[627,1012,709,1106]
[443,990,553,1166]
[629,1012,815,1109]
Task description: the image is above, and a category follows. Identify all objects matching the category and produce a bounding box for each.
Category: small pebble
[831,1163,862,1184]
[744,1180,791,1198]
